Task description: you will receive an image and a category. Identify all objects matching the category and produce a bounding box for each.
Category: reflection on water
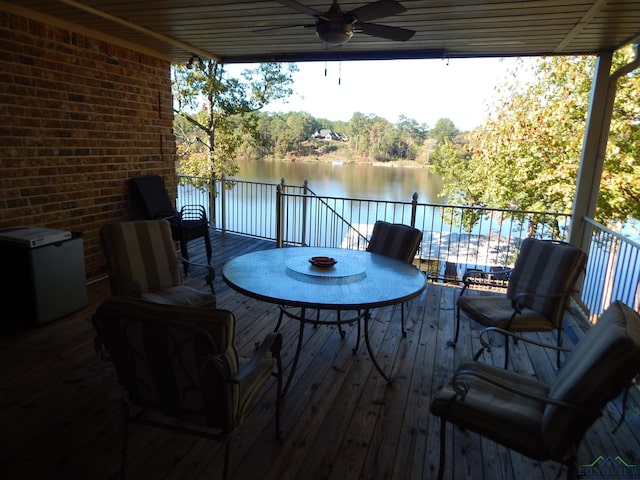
[235,158,445,204]
[181,158,639,316]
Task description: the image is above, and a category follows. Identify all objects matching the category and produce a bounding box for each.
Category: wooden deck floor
[1,231,639,480]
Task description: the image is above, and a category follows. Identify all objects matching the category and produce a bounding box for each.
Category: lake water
[179,157,639,314]
[232,158,446,204]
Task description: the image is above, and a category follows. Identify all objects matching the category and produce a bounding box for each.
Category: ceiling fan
[261,0,415,46]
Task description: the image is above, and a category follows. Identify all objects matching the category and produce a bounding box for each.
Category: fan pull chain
[324,43,328,77]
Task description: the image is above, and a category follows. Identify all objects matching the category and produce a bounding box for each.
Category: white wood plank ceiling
[8,0,640,63]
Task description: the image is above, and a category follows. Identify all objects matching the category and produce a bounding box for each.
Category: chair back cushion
[507,238,587,327]
[366,220,422,264]
[92,297,239,430]
[101,220,182,296]
[130,175,178,220]
[541,301,640,458]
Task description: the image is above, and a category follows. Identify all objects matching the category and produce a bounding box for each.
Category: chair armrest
[459,269,484,295]
[177,254,216,294]
[450,367,598,414]
[462,269,485,282]
[233,332,282,384]
[155,212,182,233]
[153,210,180,221]
[478,326,572,354]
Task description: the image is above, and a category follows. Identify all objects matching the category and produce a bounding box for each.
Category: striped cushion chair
[454,238,587,368]
[367,220,423,336]
[431,300,640,480]
[101,220,216,307]
[92,296,283,480]
[367,220,423,264]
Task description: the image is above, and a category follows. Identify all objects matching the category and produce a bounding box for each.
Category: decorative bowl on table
[309,256,337,268]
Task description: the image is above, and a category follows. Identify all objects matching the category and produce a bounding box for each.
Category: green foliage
[433,48,640,228]
[172,52,639,234]
[172,56,444,167]
[428,118,460,143]
[174,99,442,166]
[172,60,297,177]
[273,111,319,157]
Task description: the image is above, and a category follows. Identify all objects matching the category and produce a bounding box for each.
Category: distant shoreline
[256,155,430,169]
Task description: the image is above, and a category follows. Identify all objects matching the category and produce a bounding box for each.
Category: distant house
[312,129,341,141]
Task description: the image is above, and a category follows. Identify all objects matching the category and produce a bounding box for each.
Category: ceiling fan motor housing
[316,18,354,45]
[271,1,414,45]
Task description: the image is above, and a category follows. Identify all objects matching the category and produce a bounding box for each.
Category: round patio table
[222,247,427,393]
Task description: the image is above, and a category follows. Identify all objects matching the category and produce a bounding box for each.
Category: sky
[249,57,530,131]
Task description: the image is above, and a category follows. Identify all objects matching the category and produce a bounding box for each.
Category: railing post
[221,174,227,234]
[301,179,309,247]
[208,176,216,229]
[410,192,418,228]
[276,179,284,248]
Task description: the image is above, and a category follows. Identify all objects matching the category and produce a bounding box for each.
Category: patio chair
[101,220,216,307]
[431,300,640,480]
[453,238,587,368]
[311,220,423,340]
[130,175,212,275]
[92,296,283,480]
[443,261,459,283]
[366,220,423,336]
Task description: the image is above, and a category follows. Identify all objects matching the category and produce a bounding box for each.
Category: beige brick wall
[0,10,178,280]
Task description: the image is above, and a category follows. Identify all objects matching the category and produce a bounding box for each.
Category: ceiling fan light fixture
[269,1,415,45]
[316,21,353,45]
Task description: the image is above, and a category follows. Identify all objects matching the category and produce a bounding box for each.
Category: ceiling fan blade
[274,0,322,18]
[357,22,415,41]
[253,24,314,33]
[349,0,407,22]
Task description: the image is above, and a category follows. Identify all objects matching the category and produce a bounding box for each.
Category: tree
[394,115,428,160]
[433,47,640,229]
[172,60,297,178]
[428,118,460,144]
[274,111,318,158]
[346,112,373,158]
[368,116,395,162]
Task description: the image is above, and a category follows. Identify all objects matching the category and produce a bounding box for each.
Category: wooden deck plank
[364,291,428,479]
[1,231,638,480]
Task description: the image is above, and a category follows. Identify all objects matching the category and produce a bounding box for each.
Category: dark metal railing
[273,185,572,277]
[177,174,639,321]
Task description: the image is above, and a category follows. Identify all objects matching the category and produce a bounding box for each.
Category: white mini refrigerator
[0,227,88,326]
